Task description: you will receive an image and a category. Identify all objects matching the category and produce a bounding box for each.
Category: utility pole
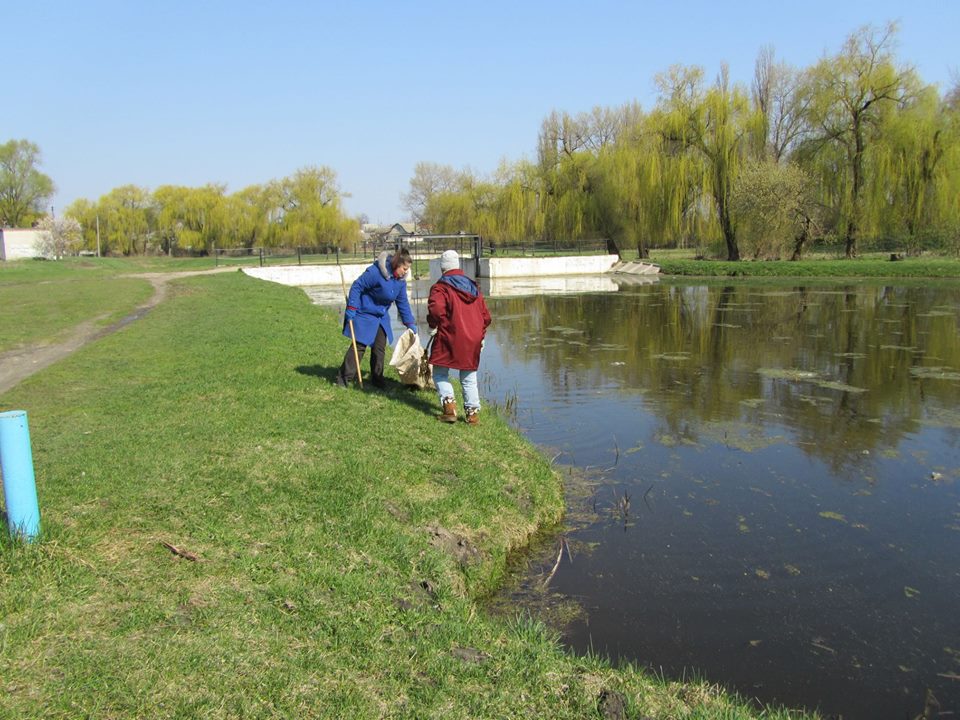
[96,215,101,257]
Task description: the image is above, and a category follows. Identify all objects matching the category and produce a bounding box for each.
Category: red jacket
[427,270,491,370]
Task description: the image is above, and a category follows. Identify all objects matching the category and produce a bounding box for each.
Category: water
[309,277,960,719]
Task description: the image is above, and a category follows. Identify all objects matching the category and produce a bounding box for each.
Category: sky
[6,0,958,225]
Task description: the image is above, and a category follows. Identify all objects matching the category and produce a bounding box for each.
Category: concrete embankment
[243,255,632,287]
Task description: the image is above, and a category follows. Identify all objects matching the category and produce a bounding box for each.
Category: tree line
[0,146,358,256]
[64,167,358,256]
[403,23,960,260]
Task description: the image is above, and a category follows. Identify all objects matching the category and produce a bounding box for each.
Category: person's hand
[408,324,418,335]
[345,307,357,321]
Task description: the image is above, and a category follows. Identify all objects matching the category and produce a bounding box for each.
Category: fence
[213,246,369,268]
[212,236,616,269]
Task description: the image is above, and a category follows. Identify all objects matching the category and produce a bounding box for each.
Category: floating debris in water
[816,380,868,393]
[910,366,960,381]
[784,564,801,576]
[904,586,921,598]
[811,637,837,654]
[758,367,819,381]
[754,568,770,580]
[818,511,847,523]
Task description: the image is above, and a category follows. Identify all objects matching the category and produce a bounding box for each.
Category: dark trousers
[337,326,387,387]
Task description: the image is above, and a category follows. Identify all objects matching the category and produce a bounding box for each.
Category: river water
[309,276,960,719]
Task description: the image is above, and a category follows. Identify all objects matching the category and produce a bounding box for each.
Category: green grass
[0,263,820,719]
[0,259,156,352]
[649,254,960,278]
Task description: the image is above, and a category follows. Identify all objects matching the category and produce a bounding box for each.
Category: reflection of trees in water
[489,282,960,473]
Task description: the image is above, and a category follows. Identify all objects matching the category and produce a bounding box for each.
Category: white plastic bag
[389,328,434,389]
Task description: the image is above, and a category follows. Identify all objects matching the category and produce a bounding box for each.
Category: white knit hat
[440,249,459,272]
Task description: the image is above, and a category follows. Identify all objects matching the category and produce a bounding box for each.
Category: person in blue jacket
[335,247,418,388]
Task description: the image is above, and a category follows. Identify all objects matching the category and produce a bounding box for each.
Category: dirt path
[0,267,236,395]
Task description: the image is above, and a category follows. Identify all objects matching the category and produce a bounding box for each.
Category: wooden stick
[340,265,363,387]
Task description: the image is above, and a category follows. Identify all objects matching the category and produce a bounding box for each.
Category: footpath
[0,268,234,395]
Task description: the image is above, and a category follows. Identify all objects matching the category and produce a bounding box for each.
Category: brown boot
[439,397,457,423]
[465,407,480,425]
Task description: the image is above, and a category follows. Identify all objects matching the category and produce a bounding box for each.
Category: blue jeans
[433,366,480,411]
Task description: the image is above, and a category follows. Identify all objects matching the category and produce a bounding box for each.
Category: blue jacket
[344,252,416,345]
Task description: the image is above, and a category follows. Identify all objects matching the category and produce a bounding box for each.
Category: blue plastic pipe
[0,410,41,541]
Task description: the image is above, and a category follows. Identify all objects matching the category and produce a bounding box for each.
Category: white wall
[0,229,44,260]
[480,255,619,278]
[242,264,368,287]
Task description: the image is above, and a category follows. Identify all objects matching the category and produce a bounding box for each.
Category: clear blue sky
[7,0,957,225]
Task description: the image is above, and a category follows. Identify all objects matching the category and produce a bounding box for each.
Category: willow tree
[64,198,99,253]
[224,184,272,249]
[269,166,355,248]
[653,64,763,260]
[421,170,495,236]
[491,159,545,244]
[872,85,959,253]
[153,184,226,254]
[98,185,152,255]
[588,117,686,259]
[535,105,637,250]
[803,23,916,257]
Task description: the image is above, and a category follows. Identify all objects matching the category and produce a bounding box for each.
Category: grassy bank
[0,267,819,718]
[647,252,960,278]
[0,259,155,353]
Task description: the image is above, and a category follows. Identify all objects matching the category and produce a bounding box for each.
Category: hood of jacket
[376,251,392,280]
[439,270,480,302]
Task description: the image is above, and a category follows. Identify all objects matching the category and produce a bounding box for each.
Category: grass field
[0,261,821,718]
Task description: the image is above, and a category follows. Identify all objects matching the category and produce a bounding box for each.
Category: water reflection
[479,279,960,720]
[307,277,960,719]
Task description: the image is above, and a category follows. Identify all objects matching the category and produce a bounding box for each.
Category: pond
[309,277,960,719]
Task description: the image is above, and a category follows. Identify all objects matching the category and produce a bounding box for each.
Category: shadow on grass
[295,364,340,383]
[295,365,438,415]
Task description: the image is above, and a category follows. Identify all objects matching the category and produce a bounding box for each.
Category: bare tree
[401,162,462,226]
[752,47,811,163]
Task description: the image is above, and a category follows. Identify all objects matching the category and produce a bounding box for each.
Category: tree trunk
[790,221,809,261]
[715,183,740,261]
[604,237,622,258]
[720,212,739,261]
[845,125,865,258]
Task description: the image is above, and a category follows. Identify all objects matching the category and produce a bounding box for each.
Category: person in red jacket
[427,250,491,424]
